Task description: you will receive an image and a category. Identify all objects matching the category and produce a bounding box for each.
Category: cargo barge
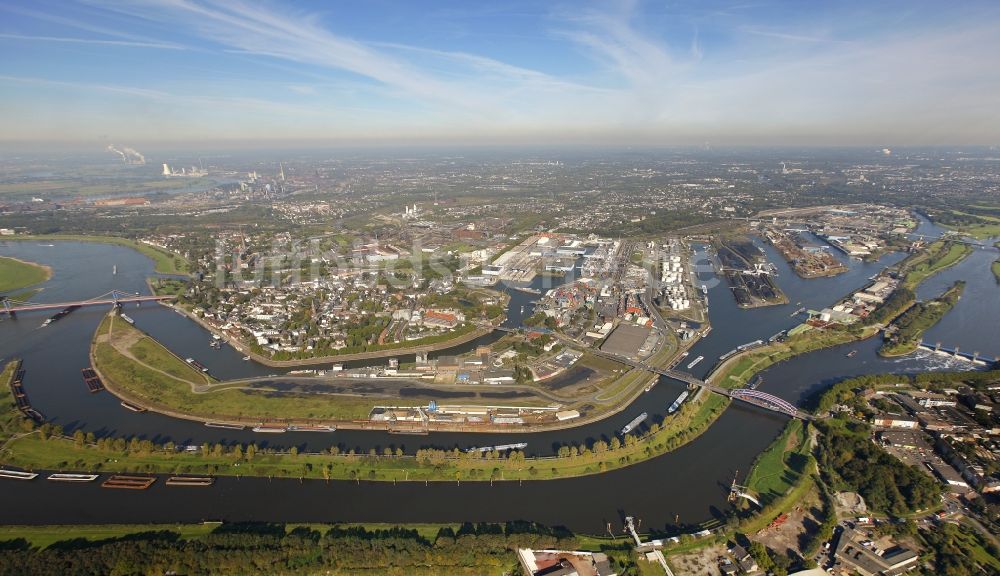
[47,473,99,482]
[465,442,528,453]
[185,358,210,372]
[0,469,39,480]
[686,356,704,369]
[166,476,215,487]
[81,368,105,393]
[102,475,156,490]
[205,422,245,430]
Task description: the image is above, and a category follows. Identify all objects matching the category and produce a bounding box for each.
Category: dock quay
[81,367,105,393]
[166,476,215,487]
[47,473,99,482]
[0,469,39,481]
[102,475,156,489]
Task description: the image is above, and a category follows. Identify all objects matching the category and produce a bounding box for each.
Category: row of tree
[0,522,580,576]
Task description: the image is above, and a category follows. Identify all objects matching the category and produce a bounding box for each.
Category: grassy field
[745,420,810,504]
[900,241,972,290]
[0,256,50,294]
[8,235,189,275]
[993,259,1000,283]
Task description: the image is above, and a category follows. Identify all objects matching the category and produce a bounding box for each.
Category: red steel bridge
[586,347,812,420]
[1,290,174,315]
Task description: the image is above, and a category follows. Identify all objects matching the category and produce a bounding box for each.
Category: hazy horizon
[2,0,999,146]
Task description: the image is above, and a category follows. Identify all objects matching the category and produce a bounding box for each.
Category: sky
[1,0,999,146]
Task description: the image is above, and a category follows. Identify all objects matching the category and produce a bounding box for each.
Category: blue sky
[1,0,998,145]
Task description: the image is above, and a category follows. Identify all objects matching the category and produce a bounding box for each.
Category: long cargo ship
[465,442,528,453]
[119,314,135,325]
[619,412,648,435]
[251,425,287,433]
[686,355,704,369]
[667,390,690,414]
[287,425,337,432]
[41,305,79,327]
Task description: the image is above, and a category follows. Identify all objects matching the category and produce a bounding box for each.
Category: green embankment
[744,419,811,504]
[900,240,972,290]
[1,384,728,483]
[879,281,965,356]
[993,259,1000,283]
[0,256,50,294]
[9,235,188,275]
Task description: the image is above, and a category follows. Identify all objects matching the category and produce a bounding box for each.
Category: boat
[668,391,690,414]
[701,284,708,295]
[47,473,99,482]
[465,442,528,453]
[620,413,648,435]
[81,368,105,393]
[205,422,245,430]
[511,285,541,295]
[41,319,52,327]
[251,425,287,433]
[242,356,251,361]
[686,355,704,369]
[846,349,858,358]
[166,476,215,487]
[0,469,39,480]
[119,314,135,325]
[287,425,337,432]
[789,307,806,317]
[644,377,657,392]
[121,400,146,412]
[186,358,209,372]
[102,475,155,490]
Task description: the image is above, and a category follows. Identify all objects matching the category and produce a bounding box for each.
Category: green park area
[0,256,50,295]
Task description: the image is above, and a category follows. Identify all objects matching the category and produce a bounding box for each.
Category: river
[0,218,995,532]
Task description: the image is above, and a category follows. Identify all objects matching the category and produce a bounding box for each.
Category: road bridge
[2,290,174,315]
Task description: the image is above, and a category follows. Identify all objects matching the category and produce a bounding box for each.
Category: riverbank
[4,235,189,275]
[1,380,727,483]
[0,256,51,294]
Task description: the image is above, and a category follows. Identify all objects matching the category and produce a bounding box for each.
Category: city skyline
[2,0,999,145]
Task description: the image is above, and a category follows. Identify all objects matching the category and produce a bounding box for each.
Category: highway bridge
[1,290,174,315]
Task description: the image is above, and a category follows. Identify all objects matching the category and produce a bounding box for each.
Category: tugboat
[846,349,858,358]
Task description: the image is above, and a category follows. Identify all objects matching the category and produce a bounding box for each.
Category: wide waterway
[0,221,995,532]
